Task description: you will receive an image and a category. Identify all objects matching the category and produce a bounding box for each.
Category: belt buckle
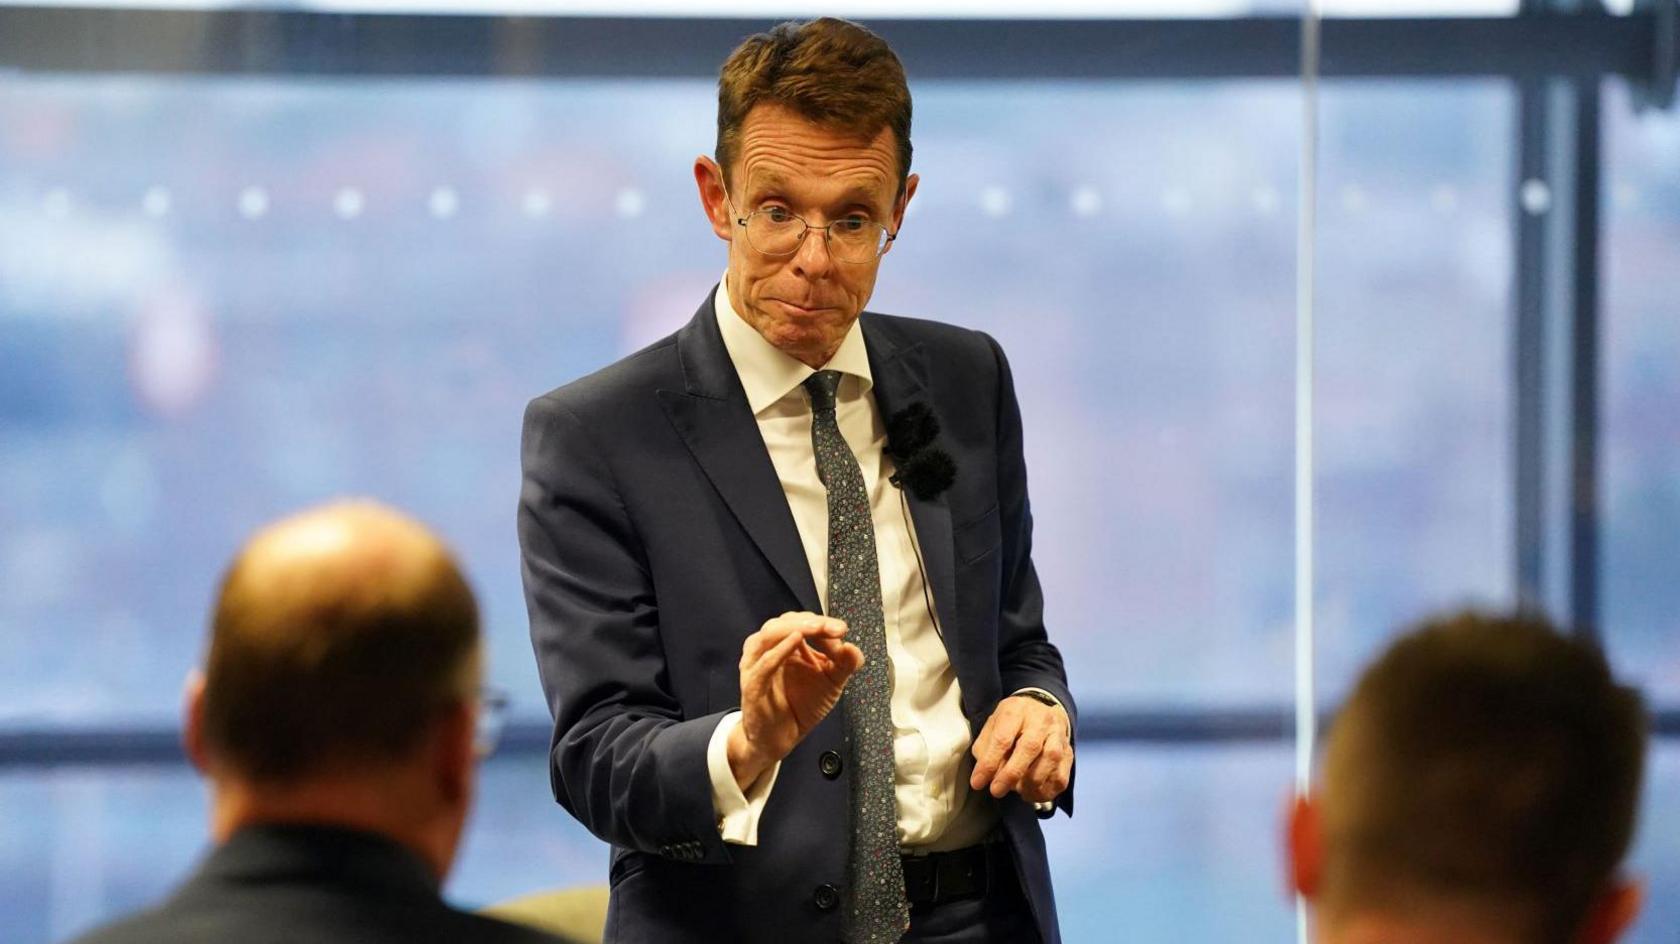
[902,852,933,906]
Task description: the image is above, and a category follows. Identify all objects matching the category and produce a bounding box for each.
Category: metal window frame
[0,9,1671,82]
[4,708,1679,766]
[0,5,1674,766]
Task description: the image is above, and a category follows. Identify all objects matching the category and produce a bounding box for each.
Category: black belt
[899,840,1012,907]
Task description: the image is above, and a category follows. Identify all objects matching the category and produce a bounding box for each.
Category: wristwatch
[1011,689,1060,709]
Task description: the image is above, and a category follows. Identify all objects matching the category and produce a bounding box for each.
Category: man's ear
[1288,791,1324,900]
[694,156,733,241]
[432,700,476,808]
[182,670,210,775]
[891,173,920,234]
[1575,878,1642,944]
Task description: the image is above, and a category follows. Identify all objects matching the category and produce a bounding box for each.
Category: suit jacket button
[813,884,839,911]
[819,751,843,780]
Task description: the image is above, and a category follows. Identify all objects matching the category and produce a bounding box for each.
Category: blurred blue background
[1,4,1676,942]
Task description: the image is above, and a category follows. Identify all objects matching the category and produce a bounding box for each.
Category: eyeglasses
[731,201,897,264]
[474,686,510,759]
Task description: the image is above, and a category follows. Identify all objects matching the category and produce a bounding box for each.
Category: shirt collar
[714,275,873,416]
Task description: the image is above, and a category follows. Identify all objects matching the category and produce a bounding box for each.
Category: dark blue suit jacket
[518,290,1076,944]
[63,825,567,944]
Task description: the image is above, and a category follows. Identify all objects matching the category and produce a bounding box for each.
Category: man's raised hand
[726,613,865,791]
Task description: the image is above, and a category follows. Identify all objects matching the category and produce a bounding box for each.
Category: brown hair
[1322,611,1648,942]
[715,18,913,195]
[199,504,480,783]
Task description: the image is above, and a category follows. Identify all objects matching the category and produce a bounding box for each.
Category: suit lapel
[863,318,960,652]
[658,290,822,614]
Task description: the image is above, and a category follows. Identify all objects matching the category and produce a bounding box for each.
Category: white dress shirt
[703,277,1004,853]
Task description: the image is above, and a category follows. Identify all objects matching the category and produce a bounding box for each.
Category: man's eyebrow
[742,172,790,196]
[742,173,889,210]
[834,183,887,209]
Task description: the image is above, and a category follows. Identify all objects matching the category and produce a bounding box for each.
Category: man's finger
[969,707,1023,791]
[740,630,796,701]
[991,719,1048,798]
[824,642,865,680]
[971,713,996,761]
[742,617,847,669]
[1019,734,1070,803]
[806,632,846,656]
[768,615,848,643]
[746,628,812,684]
[776,613,845,635]
[740,623,796,668]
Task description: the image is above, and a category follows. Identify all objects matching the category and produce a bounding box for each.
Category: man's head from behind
[184,501,482,880]
[695,18,919,369]
[1290,611,1649,944]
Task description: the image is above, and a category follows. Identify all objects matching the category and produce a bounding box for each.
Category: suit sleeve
[518,393,733,864]
[985,332,1078,817]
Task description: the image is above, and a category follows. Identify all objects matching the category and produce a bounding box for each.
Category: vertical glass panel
[1311,80,1516,701]
[905,81,1300,709]
[0,767,208,943]
[1044,744,1296,940]
[450,755,615,906]
[1601,80,1680,704]
[1625,743,1680,942]
[0,76,1303,721]
[0,16,1307,941]
[0,76,722,729]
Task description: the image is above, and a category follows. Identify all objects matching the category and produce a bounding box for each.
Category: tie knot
[803,370,843,413]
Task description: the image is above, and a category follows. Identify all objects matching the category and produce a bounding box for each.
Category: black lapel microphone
[886,402,956,500]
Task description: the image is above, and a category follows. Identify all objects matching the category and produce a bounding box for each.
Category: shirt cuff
[1011,687,1070,726]
[1010,688,1068,815]
[706,711,781,845]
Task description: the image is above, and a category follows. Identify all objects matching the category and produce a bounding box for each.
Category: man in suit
[69,502,569,944]
[518,17,1074,944]
[1286,611,1649,944]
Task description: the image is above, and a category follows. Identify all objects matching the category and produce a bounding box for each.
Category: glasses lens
[830,222,887,264]
[474,689,509,759]
[744,212,803,256]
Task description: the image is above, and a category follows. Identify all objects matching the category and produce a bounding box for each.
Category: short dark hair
[199,507,480,783]
[715,17,913,194]
[1322,611,1648,942]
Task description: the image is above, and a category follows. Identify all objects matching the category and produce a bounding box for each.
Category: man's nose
[790,225,836,278]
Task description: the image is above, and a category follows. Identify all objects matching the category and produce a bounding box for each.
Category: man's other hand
[969,694,1073,804]
[726,613,865,791]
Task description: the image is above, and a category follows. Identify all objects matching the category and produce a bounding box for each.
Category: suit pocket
[953,504,1001,567]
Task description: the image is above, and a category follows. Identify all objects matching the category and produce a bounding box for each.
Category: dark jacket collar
[181,823,440,902]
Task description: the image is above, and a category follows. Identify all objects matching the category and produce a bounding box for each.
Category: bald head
[199,501,480,783]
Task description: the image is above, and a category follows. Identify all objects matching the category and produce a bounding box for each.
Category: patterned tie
[804,370,911,944]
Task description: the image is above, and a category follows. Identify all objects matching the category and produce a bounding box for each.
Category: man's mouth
[770,299,832,315]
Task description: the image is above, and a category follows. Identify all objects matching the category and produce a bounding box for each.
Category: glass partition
[2,6,1676,944]
[1602,79,1680,706]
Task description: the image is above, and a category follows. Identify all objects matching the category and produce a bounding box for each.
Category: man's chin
[751,316,841,358]
[764,331,840,366]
